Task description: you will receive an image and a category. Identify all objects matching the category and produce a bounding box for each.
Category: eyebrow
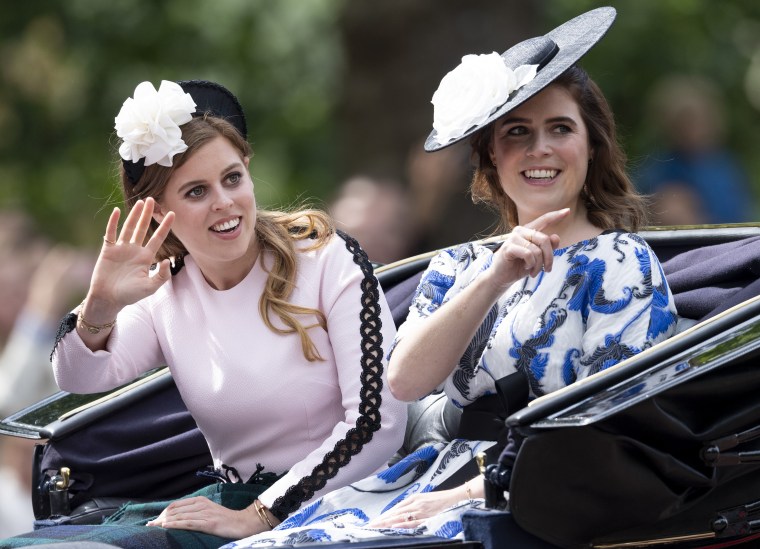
[500,115,579,127]
[175,161,243,194]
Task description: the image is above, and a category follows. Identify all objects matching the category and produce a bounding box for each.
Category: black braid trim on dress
[269,230,384,521]
[50,312,78,361]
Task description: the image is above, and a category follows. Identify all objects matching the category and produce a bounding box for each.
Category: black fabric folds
[507,335,760,548]
[662,235,760,320]
[37,383,213,519]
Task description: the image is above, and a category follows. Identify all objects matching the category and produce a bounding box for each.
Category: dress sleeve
[50,300,165,394]
[259,231,407,520]
[388,244,497,404]
[574,233,678,381]
[390,245,475,351]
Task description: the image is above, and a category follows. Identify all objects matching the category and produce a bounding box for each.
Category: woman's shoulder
[294,230,357,256]
[431,241,494,269]
[566,230,652,257]
[293,230,375,275]
[563,230,670,287]
[597,229,648,245]
[552,231,663,279]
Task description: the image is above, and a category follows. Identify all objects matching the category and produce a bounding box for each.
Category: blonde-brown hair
[119,115,334,361]
[470,65,646,233]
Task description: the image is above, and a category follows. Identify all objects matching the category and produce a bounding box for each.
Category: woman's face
[490,84,592,224]
[154,135,257,285]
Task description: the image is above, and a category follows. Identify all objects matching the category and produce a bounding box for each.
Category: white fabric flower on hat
[115,80,197,167]
[432,53,537,146]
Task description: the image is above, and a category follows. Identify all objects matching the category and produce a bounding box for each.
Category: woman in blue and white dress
[378,8,678,532]
[225,7,677,546]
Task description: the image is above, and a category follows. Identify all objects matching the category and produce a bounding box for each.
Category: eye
[226,172,242,185]
[505,125,528,136]
[185,185,206,199]
[553,124,573,134]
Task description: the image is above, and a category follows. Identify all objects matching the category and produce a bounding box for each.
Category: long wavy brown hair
[119,116,333,361]
[470,65,646,233]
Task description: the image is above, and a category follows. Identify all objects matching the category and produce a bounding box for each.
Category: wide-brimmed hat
[117,79,247,184]
[425,6,616,152]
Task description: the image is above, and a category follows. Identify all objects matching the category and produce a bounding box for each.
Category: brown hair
[470,65,646,233]
[119,115,334,361]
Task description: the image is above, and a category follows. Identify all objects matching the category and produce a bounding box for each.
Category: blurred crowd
[636,74,755,225]
[0,212,94,536]
[330,138,501,265]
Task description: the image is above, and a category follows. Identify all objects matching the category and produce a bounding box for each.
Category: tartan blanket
[0,475,279,549]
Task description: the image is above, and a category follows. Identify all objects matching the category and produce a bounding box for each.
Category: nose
[211,187,234,211]
[527,131,552,157]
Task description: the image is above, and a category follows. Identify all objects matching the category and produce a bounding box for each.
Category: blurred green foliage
[0,0,343,245]
[2,0,760,247]
[547,0,760,204]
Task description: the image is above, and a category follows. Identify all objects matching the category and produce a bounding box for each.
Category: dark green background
[2,0,759,246]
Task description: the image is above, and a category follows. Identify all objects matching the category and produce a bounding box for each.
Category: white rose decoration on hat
[432,52,537,146]
[115,80,197,167]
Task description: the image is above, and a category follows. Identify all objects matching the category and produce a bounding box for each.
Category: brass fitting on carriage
[48,466,72,517]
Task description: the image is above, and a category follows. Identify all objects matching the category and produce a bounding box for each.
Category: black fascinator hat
[425,7,616,152]
[117,79,247,185]
[178,80,247,139]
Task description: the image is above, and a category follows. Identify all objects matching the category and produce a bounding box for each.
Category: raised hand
[485,208,569,292]
[83,197,175,327]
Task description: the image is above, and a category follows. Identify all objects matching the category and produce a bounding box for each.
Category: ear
[153,201,165,223]
[244,156,253,188]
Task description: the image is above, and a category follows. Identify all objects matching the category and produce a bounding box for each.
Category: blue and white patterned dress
[224,231,678,547]
[222,440,495,547]
[397,230,678,405]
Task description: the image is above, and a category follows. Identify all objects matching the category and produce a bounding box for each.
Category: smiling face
[154,135,258,289]
[489,84,592,225]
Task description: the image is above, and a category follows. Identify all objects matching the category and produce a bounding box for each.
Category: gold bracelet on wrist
[253,499,274,530]
[77,301,117,335]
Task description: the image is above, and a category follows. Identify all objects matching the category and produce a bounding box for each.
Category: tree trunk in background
[335,0,543,251]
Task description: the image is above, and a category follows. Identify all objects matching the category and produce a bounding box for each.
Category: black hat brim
[424,6,616,152]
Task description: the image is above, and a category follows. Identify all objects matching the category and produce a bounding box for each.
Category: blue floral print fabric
[396,230,678,405]
[221,440,495,547]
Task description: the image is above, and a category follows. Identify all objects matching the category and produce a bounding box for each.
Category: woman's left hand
[368,488,467,529]
[146,496,268,539]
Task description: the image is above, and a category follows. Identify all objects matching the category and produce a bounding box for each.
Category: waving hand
[91,198,175,308]
[78,198,174,347]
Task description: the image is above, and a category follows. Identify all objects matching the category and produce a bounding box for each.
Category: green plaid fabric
[0,474,280,549]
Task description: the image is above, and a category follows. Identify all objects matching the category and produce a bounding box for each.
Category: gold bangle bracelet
[77,301,117,335]
[253,500,274,530]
